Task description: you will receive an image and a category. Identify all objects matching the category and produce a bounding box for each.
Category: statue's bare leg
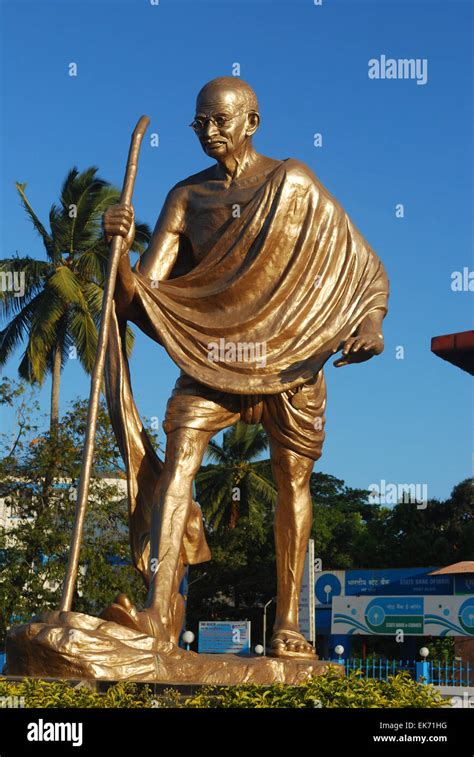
[269,443,316,659]
[101,427,212,641]
[168,557,188,645]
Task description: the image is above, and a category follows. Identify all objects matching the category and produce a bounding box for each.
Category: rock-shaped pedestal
[5,611,342,685]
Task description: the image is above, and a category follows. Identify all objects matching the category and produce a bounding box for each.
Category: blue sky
[0,0,472,500]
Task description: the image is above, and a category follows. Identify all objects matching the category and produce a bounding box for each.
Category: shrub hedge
[0,669,447,709]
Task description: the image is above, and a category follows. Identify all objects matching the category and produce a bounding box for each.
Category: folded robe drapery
[105,308,212,585]
[131,158,389,395]
[104,158,389,582]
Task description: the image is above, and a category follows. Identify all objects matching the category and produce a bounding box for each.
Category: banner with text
[331,595,474,636]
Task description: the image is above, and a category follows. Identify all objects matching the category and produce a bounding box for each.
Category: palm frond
[5,168,131,400]
[131,221,152,256]
[0,292,43,367]
[19,290,67,382]
[196,421,274,532]
[70,184,120,253]
[59,168,118,254]
[81,281,103,321]
[0,257,50,318]
[15,183,55,259]
[48,266,86,307]
[67,305,98,374]
[74,244,108,283]
[223,421,268,461]
[204,438,230,464]
[246,470,278,509]
[125,324,135,357]
[197,475,235,531]
[49,203,70,260]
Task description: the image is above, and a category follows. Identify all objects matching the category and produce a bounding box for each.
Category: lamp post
[182,630,195,652]
[416,646,430,684]
[335,644,345,661]
[262,598,274,656]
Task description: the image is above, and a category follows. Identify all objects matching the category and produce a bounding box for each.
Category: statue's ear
[246,111,260,137]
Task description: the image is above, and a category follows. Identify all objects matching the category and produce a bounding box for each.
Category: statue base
[5,611,342,686]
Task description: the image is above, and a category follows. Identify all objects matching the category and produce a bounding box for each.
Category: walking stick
[60,115,150,612]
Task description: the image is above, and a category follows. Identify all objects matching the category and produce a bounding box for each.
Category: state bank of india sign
[331,595,474,636]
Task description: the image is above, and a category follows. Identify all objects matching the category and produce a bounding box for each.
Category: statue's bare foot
[269,628,316,659]
[99,593,168,641]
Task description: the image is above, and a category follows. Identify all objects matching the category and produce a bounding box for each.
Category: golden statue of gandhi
[100,77,389,660]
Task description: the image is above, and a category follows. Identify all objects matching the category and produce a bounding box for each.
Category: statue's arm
[134,186,186,283]
[335,229,389,368]
[102,187,186,321]
[356,308,385,339]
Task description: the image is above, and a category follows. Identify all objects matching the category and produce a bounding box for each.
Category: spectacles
[189,111,246,132]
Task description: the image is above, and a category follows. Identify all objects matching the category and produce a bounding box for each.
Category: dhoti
[163,370,326,461]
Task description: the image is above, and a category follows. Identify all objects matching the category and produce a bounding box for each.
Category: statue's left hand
[333,331,384,368]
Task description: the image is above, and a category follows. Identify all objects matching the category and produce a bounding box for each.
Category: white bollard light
[182,630,195,651]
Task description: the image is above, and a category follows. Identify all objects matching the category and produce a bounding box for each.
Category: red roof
[429,562,474,575]
[431,330,474,375]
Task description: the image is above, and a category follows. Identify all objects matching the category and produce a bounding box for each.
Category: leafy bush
[0,678,152,708]
[181,670,446,708]
[0,669,447,708]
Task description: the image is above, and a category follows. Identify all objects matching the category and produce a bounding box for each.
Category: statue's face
[192,88,256,159]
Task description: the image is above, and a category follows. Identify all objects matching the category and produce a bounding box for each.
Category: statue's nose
[203,119,219,137]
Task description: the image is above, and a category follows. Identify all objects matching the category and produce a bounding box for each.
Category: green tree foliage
[0,379,147,645]
[310,472,381,568]
[192,423,276,632]
[196,421,276,531]
[379,479,473,567]
[0,168,150,430]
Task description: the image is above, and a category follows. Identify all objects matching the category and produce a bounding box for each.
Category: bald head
[193,77,260,162]
[196,77,259,114]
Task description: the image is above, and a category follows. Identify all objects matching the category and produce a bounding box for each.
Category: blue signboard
[315,568,454,607]
[332,595,474,637]
[345,568,453,597]
[315,608,332,632]
[315,571,344,606]
[198,621,251,654]
[455,574,474,595]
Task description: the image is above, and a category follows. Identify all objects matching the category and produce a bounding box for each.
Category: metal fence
[323,657,473,686]
[428,660,473,687]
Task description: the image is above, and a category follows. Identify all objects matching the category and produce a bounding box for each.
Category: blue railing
[428,660,473,687]
[323,657,472,686]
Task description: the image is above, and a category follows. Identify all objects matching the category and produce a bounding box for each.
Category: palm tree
[0,167,150,432]
[195,421,277,531]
